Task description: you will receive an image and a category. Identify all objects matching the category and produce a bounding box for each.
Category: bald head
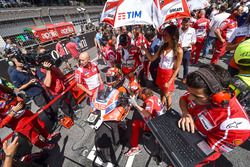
[79,52,90,67]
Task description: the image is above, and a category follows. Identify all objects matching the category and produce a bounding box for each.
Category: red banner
[30,22,75,43]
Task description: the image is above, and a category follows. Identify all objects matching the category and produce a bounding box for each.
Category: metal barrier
[1,74,86,143]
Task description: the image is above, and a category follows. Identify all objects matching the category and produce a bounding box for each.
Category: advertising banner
[30,22,76,43]
[113,0,154,28]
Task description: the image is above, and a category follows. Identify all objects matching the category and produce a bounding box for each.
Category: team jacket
[75,62,100,90]
[193,17,210,42]
[134,34,150,63]
[116,45,141,75]
[181,92,250,153]
[219,17,238,41]
[103,45,117,67]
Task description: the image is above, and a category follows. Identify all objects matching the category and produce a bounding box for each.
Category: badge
[233,139,243,146]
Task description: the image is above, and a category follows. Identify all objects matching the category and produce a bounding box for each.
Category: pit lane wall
[0,31,96,81]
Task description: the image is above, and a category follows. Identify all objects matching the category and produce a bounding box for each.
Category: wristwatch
[5,154,14,158]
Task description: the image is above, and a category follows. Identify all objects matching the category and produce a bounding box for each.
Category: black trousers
[33,91,55,116]
[51,92,77,118]
[182,50,191,79]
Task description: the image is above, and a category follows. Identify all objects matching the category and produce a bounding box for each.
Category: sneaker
[125,146,141,156]
[47,132,60,141]
[42,143,55,150]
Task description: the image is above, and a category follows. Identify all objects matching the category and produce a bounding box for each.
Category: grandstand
[0,0,104,80]
[0,1,106,8]
[0,1,104,46]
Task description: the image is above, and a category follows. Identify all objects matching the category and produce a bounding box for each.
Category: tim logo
[118,11,142,20]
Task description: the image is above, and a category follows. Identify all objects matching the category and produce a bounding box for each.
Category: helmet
[234,39,250,66]
[106,67,123,86]
[108,39,113,46]
[119,34,131,46]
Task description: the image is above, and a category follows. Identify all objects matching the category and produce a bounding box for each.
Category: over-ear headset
[194,68,231,108]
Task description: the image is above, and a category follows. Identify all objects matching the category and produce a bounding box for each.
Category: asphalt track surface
[0,47,249,167]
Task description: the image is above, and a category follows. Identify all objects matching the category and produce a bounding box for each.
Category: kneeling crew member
[126,88,164,156]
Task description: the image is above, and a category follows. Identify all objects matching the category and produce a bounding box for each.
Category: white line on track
[87,146,114,167]
[91,56,98,62]
[125,154,136,167]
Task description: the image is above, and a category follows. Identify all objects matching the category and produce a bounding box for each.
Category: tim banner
[113,0,154,28]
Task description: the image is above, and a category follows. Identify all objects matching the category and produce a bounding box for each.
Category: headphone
[194,68,231,108]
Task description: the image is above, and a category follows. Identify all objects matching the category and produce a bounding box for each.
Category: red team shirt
[181,92,250,153]
[193,17,210,42]
[103,45,117,67]
[75,62,101,90]
[134,34,150,49]
[40,67,65,96]
[144,95,164,120]
[66,42,80,58]
[219,17,238,41]
[116,45,141,75]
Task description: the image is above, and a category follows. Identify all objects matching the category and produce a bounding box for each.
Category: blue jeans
[203,36,216,57]
[182,50,191,79]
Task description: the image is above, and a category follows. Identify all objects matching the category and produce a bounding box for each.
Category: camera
[5,46,22,57]
[37,51,62,68]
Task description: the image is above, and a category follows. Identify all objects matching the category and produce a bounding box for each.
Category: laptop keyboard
[153,118,203,164]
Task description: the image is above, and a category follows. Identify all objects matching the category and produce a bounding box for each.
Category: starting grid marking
[87,146,115,167]
[87,145,136,167]
[91,56,98,62]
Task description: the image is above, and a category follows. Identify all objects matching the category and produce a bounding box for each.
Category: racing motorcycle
[86,85,131,165]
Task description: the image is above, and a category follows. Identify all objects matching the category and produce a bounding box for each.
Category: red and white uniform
[130,95,164,147]
[134,34,151,79]
[116,45,141,75]
[212,17,238,64]
[75,62,101,96]
[103,45,117,67]
[0,90,50,148]
[156,50,175,94]
[144,95,164,120]
[181,92,250,166]
[192,17,210,64]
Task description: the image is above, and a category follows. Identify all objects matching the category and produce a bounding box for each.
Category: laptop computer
[147,110,215,167]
